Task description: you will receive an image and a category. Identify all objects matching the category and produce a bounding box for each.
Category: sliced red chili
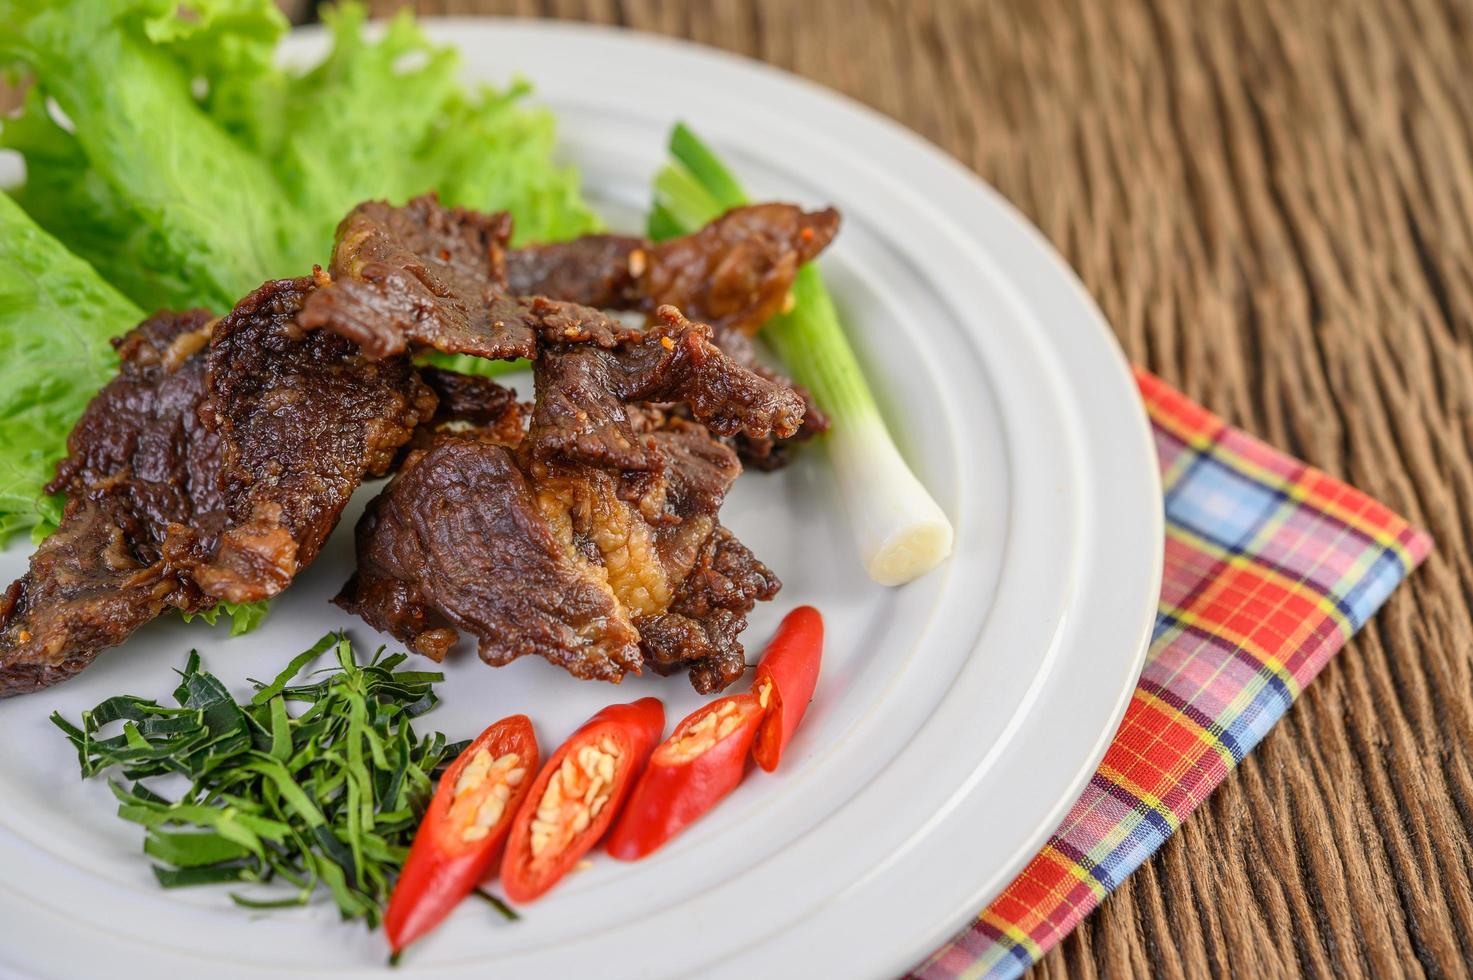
[606,692,765,860]
[500,697,664,903]
[385,714,538,955]
[751,605,824,772]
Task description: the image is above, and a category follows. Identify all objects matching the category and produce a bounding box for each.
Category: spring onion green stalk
[51,634,466,926]
[650,124,954,585]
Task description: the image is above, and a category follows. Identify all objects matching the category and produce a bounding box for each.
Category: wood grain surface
[302,1,1473,975]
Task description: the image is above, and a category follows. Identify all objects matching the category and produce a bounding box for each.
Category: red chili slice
[500,697,665,903]
[606,693,765,860]
[751,605,824,771]
[385,714,539,955]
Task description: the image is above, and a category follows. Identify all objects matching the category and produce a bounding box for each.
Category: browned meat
[335,437,643,680]
[508,205,839,336]
[413,366,528,450]
[507,204,838,467]
[529,306,805,472]
[0,274,440,696]
[338,328,794,691]
[638,527,781,693]
[528,415,745,637]
[0,311,223,697]
[645,205,837,468]
[506,234,645,309]
[699,329,831,471]
[188,277,436,604]
[418,366,522,429]
[3,193,820,698]
[642,204,840,336]
[47,310,224,532]
[298,194,631,361]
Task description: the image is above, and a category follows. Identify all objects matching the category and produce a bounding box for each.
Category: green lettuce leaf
[181,600,271,636]
[0,0,599,314]
[0,0,304,311]
[0,192,143,542]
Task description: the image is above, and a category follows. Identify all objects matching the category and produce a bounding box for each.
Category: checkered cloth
[912,370,1432,979]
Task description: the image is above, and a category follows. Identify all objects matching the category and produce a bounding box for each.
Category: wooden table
[294,1,1473,975]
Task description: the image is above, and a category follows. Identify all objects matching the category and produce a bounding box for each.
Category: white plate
[0,20,1161,980]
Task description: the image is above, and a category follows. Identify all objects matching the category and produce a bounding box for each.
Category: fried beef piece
[642,204,840,336]
[698,329,830,470]
[298,194,631,361]
[643,204,838,468]
[528,416,744,642]
[505,234,645,309]
[0,311,223,697]
[529,306,805,471]
[638,527,781,693]
[507,204,838,467]
[189,277,435,604]
[338,329,796,690]
[508,204,838,336]
[412,366,527,450]
[627,417,782,692]
[418,366,522,429]
[335,437,643,680]
[0,275,441,697]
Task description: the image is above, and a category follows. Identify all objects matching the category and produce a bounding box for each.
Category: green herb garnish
[473,887,521,922]
[51,633,465,927]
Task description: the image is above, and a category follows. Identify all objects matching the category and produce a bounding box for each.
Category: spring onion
[51,633,466,926]
[650,124,954,585]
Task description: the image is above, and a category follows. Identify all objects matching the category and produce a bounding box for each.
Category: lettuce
[271,6,599,249]
[181,599,271,636]
[0,192,142,543]
[0,0,303,311]
[0,0,599,313]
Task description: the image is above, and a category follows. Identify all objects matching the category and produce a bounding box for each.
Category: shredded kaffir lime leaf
[51,633,468,927]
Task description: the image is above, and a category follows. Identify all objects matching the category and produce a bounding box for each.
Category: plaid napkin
[912,369,1432,979]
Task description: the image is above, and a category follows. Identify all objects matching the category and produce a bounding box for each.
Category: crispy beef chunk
[508,204,838,336]
[641,204,839,336]
[508,204,838,467]
[298,194,630,360]
[411,366,527,450]
[418,366,523,429]
[638,527,781,693]
[3,193,822,697]
[335,437,643,680]
[641,204,838,468]
[505,234,645,309]
[697,328,829,470]
[529,306,805,471]
[0,311,223,697]
[189,277,435,604]
[338,328,795,690]
[1,275,438,696]
[527,416,744,637]
[48,310,224,529]
[628,418,781,692]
